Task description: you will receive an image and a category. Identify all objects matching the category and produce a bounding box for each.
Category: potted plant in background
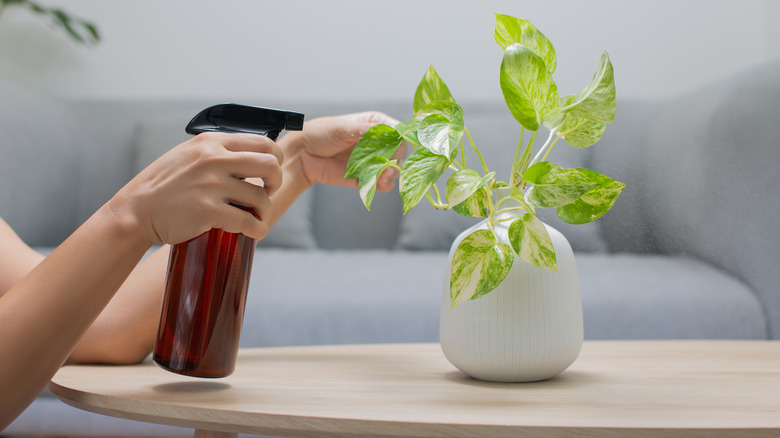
[0,0,99,46]
[346,14,623,382]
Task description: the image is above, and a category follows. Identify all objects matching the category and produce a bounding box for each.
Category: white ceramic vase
[439,197,583,382]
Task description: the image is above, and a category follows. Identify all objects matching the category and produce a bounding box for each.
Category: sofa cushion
[396,102,608,252]
[578,254,767,339]
[239,249,766,348]
[134,111,317,249]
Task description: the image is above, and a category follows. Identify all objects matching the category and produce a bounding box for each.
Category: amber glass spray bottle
[153,104,304,378]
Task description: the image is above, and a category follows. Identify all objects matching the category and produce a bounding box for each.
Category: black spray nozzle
[185,103,304,141]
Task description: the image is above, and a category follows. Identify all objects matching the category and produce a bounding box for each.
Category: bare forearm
[0,204,151,428]
[68,246,170,365]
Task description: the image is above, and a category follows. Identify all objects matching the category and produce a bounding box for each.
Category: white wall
[0,0,777,103]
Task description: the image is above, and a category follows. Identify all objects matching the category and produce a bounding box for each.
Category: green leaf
[399,148,451,214]
[446,170,494,207]
[418,107,464,157]
[508,213,558,272]
[450,229,514,307]
[413,66,456,113]
[344,124,402,180]
[552,97,607,148]
[562,52,616,123]
[395,101,463,149]
[557,168,625,224]
[453,188,489,218]
[493,14,557,73]
[83,22,100,42]
[356,157,395,211]
[523,162,594,208]
[393,120,421,148]
[500,44,560,131]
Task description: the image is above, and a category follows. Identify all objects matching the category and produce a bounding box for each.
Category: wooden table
[50,341,780,437]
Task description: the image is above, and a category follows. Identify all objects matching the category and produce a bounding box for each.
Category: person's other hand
[281,111,406,192]
[112,132,283,245]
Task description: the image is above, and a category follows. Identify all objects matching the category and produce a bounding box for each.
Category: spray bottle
[153,104,304,378]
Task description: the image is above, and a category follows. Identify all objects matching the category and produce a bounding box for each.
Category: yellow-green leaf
[399,148,450,214]
[446,169,494,207]
[345,124,402,179]
[523,162,594,208]
[413,66,456,113]
[450,229,514,307]
[557,168,625,224]
[508,213,558,272]
[500,44,560,131]
[562,52,616,123]
[494,14,556,73]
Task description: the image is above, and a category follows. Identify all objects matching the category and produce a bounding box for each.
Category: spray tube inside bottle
[153,104,304,378]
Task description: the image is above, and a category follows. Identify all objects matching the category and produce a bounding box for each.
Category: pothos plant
[345,14,624,308]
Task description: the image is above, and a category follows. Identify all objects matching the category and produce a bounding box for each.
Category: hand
[111,132,283,245]
[280,111,406,192]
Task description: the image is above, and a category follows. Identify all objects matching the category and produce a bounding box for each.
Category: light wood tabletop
[50,341,780,438]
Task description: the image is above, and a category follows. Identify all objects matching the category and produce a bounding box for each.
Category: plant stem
[424,192,437,208]
[431,183,444,206]
[529,129,556,168]
[459,140,466,169]
[495,206,525,217]
[515,130,538,185]
[484,186,497,236]
[509,127,525,188]
[494,216,520,226]
[424,192,447,209]
[541,135,561,162]
[465,128,489,175]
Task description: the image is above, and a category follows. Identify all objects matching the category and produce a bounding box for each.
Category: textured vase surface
[439,208,583,382]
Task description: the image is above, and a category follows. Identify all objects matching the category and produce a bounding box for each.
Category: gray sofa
[3,59,779,437]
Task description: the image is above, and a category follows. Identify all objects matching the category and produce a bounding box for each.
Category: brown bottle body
[153,227,255,378]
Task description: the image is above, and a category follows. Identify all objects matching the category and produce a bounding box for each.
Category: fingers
[193,132,284,195]
[346,111,401,128]
[216,132,284,165]
[223,151,283,195]
[216,202,270,241]
[224,179,273,223]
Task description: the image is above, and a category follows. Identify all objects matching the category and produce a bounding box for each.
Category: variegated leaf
[399,148,451,214]
[493,14,557,73]
[345,124,402,180]
[523,162,594,208]
[508,213,558,272]
[500,43,560,131]
[562,52,616,123]
[450,229,514,307]
[453,188,489,218]
[418,109,464,157]
[357,157,395,211]
[414,66,456,113]
[446,169,494,207]
[557,168,625,224]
